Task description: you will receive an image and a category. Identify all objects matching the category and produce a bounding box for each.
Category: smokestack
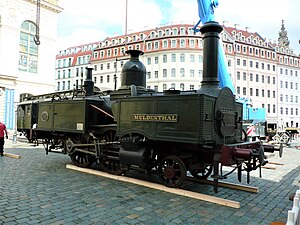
[198,21,223,94]
[120,50,146,89]
[84,65,94,96]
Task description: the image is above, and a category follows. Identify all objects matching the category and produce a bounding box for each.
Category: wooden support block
[262,165,276,170]
[186,177,259,193]
[3,152,21,159]
[66,164,240,209]
[267,162,284,166]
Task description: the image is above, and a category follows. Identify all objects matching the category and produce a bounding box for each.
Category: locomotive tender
[17,22,281,192]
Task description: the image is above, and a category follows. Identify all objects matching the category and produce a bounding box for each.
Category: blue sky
[57,0,300,54]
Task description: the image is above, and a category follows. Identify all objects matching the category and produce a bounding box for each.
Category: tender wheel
[159,155,186,188]
[190,165,213,179]
[70,151,95,168]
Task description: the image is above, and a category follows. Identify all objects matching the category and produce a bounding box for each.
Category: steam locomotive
[17,22,282,192]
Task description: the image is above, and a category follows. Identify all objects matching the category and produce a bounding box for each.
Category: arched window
[180,83,184,91]
[19,20,38,73]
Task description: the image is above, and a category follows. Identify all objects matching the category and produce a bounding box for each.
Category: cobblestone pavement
[0,137,299,225]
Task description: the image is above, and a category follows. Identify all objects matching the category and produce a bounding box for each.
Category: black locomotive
[17,22,281,192]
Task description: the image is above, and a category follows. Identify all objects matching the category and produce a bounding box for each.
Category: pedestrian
[0,121,8,156]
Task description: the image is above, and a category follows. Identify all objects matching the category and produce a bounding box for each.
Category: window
[163,54,167,63]
[243,72,246,81]
[250,88,253,96]
[163,84,167,90]
[180,39,186,47]
[250,73,253,81]
[237,59,240,66]
[147,72,151,79]
[190,39,195,47]
[107,75,110,83]
[147,58,151,65]
[180,54,185,62]
[190,69,194,77]
[261,75,264,83]
[180,83,184,91]
[190,85,194,90]
[180,68,185,77]
[256,89,259,96]
[171,68,176,77]
[262,89,264,97]
[249,61,253,67]
[243,87,246,95]
[155,57,158,64]
[171,40,176,48]
[163,69,167,78]
[163,40,168,48]
[190,54,195,62]
[256,74,259,82]
[171,54,176,62]
[237,71,240,80]
[155,71,158,78]
[19,21,38,73]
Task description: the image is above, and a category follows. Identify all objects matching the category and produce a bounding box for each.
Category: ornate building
[55,22,300,128]
[0,0,62,129]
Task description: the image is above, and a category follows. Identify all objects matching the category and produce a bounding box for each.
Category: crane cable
[34,0,41,45]
[124,0,128,48]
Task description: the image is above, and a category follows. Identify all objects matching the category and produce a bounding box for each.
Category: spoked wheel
[101,158,124,175]
[159,155,186,188]
[99,130,124,175]
[190,165,213,179]
[70,151,95,168]
[68,134,96,168]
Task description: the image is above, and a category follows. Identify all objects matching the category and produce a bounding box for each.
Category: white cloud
[57,0,300,53]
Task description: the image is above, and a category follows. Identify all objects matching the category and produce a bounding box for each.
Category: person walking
[0,121,8,156]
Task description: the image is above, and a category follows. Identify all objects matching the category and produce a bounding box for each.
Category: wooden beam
[66,164,240,209]
[267,162,284,166]
[3,152,21,159]
[186,177,259,193]
[262,165,277,170]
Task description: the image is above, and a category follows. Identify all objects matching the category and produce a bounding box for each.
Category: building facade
[0,0,62,129]
[55,22,300,129]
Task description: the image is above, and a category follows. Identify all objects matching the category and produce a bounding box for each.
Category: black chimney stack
[198,21,223,94]
[120,50,146,89]
[84,65,94,96]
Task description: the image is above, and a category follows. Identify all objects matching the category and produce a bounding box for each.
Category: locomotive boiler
[17,22,282,192]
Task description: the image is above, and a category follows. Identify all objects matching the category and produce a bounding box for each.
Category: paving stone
[1,140,299,224]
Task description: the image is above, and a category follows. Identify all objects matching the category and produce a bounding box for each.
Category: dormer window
[180,28,185,35]
[173,28,178,35]
[166,29,171,36]
[151,31,155,38]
